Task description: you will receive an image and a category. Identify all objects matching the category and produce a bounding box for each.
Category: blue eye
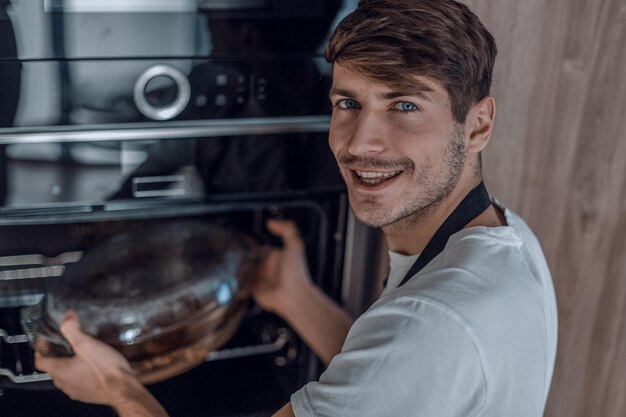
[394,102,418,112]
[338,99,359,109]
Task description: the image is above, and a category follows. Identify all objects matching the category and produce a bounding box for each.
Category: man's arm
[254,220,353,365]
[109,381,169,417]
[273,402,296,417]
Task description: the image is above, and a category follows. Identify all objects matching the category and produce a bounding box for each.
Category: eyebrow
[328,87,355,98]
[381,87,433,101]
[329,83,434,102]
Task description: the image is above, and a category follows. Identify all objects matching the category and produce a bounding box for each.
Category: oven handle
[0,116,331,145]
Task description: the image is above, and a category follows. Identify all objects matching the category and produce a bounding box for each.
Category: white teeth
[354,170,401,185]
[355,170,400,179]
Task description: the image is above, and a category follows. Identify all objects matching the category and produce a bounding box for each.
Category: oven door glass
[0,133,344,211]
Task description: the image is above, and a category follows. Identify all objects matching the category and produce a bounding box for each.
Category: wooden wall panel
[462,0,626,416]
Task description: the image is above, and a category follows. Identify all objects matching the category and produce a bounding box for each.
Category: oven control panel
[0,58,331,129]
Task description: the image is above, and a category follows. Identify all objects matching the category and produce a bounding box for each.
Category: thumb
[59,311,94,356]
[266,219,303,248]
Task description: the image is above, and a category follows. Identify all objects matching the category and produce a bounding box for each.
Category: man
[36,1,558,416]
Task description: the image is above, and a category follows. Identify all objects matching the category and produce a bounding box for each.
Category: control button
[144,75,178,108]
[195,95,208,107]
[236,95,246,104]
[215,94,227,106]
[134,64,191,121]
[215,74,228,86]
[238,75,246,85]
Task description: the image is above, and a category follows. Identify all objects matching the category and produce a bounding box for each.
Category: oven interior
[0,195,348,417]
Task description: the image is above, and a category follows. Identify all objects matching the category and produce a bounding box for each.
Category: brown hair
[325,0,497,123]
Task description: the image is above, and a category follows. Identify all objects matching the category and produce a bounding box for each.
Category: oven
[0,1,377,416]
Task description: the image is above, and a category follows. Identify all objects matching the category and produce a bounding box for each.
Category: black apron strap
[398,182,491,288]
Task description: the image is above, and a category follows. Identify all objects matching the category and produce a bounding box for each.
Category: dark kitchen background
[0,1,364,416]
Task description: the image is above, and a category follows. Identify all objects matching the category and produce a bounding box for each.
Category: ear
[466,96,496,154]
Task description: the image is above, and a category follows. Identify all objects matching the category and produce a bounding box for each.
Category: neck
[383,175,483,255]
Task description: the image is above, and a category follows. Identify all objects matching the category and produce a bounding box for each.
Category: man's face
[328,63,467,228]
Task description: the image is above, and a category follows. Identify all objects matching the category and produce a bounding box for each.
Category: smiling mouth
[354,170,402,185]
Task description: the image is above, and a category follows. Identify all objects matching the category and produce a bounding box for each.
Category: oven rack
[0,326,293,385]
[0,251,84,308]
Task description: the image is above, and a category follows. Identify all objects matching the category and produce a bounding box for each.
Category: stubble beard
[346,125,467,229]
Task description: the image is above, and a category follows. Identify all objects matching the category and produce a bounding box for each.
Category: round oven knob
[134,64,191,121]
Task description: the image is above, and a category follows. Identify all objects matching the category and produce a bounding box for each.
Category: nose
[344,109,387,157]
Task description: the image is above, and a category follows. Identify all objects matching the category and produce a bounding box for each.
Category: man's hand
[253,219,315,317]
[35,311,168,416]
[253,219,353,364]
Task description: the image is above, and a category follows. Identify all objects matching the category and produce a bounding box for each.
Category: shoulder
[382,222,549,344]
[414,207,556,338]
[406,213,550,312]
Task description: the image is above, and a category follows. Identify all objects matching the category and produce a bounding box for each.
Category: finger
[34,350,48,372]
[35,351,71,374]
[253,249,280,288]
[266,219,303,248]
[35,338,52,355]
[34,350,53,372]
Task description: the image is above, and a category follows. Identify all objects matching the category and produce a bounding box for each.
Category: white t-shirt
[291,207,558,417]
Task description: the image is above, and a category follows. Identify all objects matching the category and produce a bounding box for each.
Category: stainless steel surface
[0,368,51,384]
[44,0,197,13]
[341,212,386,318]
[0,266,65,282]
[0,330,28,344]
[131,175,186,198]
[199,0,270,10]
[0,252,83,268]
[205,327,290,362]
[0,116,331,145]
